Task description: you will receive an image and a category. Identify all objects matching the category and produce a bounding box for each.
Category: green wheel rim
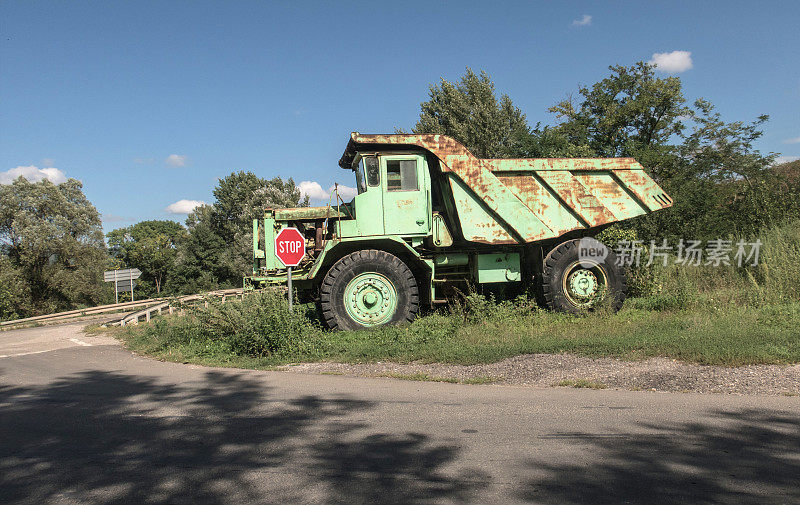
[562,261,608,308]
[343,272,398,326]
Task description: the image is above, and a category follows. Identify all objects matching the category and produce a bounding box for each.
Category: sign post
[274,228,306,312]
[104,268,142,303]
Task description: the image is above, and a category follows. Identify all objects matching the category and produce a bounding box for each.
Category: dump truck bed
[340,133,672,244]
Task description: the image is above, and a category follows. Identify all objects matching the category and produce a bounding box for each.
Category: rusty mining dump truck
[247,133,673,330]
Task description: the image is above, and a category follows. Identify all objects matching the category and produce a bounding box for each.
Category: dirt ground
[279,353,800,396]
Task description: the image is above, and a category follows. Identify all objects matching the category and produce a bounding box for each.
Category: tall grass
[755,219,800,302]
[626,218,800,310]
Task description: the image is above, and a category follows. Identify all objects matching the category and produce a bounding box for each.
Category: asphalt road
[1,323,798,504]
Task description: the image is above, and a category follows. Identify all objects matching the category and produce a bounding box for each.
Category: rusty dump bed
[340,133,673,244]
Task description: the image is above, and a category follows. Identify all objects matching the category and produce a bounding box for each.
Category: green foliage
[186,290,321,358]
[548,62,689,159]
[172,172,309,293]
[412,68,531,158]
[0,177,107,318]
[107,220,187,296]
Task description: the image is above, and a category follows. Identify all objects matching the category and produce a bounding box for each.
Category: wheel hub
[343,273,398,326]
[567,269,599,301]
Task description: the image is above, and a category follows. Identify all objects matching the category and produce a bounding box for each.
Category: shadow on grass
[519,409,800,504]
[0,370,488,504]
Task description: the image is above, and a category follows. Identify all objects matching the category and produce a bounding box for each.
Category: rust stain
[535,171,616,227]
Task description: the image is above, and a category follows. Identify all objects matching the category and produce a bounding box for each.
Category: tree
[0,177,107,317]
[211,172,308,243]
[172,172,308,292]
[548,62,689,164]
[106,220,187,295]
[412,68,532,158]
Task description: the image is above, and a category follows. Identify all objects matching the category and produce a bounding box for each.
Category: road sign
[115,280,137,292]
[104,268,142,303]
[274,228,306,267]
[103,268,142,282]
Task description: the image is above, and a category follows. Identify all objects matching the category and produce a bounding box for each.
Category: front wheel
[540,239,626,314]
[319,250,419,330]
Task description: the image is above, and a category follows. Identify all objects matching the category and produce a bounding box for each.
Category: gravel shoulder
[279,354,800,396]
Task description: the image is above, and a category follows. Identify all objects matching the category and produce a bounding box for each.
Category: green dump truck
[247,133,673,329]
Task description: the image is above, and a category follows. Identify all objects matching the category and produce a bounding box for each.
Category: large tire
[319,250,419,330]
[541,239,626,314]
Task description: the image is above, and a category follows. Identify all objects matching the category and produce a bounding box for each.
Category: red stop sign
[275,227,306,267]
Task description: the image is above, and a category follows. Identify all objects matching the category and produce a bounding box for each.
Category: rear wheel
[540,239,626,314]
[319,250,419,330]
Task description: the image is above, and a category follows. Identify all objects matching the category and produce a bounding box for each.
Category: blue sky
[2,1,799,232]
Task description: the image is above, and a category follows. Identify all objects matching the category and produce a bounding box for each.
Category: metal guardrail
[0,289,246,329]
[109,288,245,327]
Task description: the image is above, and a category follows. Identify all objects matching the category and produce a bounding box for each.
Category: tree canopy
[107,220,187,295]
[0,177,107,318]
[412,68,531,158]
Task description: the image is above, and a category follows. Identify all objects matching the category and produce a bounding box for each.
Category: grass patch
[378,373,502,385]
[119,294,800,368]
[461,375,503,385]
[556,379,608,389]
[380,373,459,383]
[118,220,800,370]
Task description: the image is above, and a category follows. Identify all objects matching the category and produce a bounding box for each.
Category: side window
[365,157,380,187]
[355,159,367,194]
[386,159,419,191]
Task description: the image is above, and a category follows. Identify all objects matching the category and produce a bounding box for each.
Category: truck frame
[246,133,673,330]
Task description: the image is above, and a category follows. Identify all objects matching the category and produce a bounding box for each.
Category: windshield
[354,158,367,194]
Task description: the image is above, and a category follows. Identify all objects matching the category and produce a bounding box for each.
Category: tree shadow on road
[0,370,487,504]
[519,408,800,504]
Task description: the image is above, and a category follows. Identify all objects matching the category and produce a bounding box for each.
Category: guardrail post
[146,312,150,322]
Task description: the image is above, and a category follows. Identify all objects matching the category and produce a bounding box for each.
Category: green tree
[172,172,308,292]
[548,62,689,165]
[0,177,107,317]
[106,220,187,295]
[412,68,532,158]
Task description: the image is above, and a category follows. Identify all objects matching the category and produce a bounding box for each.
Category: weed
[556,379,608,389]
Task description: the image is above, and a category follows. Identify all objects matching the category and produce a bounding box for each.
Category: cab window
[365,156,380,187]
[386,160,418,191]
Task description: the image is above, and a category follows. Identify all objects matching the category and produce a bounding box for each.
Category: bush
[181,290,322,358]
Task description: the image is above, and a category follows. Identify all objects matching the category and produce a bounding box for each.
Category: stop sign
[275,227,306,267]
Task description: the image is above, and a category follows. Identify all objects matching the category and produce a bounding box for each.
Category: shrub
[185,290,322,358]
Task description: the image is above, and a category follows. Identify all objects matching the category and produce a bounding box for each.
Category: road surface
[1,322,798,504]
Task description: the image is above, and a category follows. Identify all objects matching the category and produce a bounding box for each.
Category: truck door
[382,155,429,235]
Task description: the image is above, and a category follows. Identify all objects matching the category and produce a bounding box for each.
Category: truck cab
[338,153,431,239]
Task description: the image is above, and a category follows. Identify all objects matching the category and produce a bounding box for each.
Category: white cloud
[572,14,592,27]
[299,180,358,202]
[774,155,800,165]
[42,158,55,167]
[783,136,800,144]
[649,51,693,73]
[0,165,67,185]
[298,181,329,200]
[165,154,188,167]
[336,185,358,200]
[165,199,206,214]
